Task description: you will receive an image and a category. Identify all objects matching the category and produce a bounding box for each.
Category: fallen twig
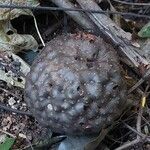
[76,0,149,69]
[124,123,147,139]
[0,129,16,139]
[128,70,150,94]
[51,0,96,30]
[0,102,32,116]
[115,138,140,150]
[115,92,150,150]
[0,87,21,100]
[0,4,149,19]
[112,0,150,6]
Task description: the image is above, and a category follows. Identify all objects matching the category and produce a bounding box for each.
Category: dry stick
[137,108,142,135]
[115,138,140,150]
[124,123,146,139]
[110,121,149,148]
[115,94,150,150]
[141,116,150,127]
[128,79,144,94]
[0,129,16,139]
[128,70,150,94]
[0,4,149,19]
[0,103,32,116]
[76,0,149,68]
[0,87,21,100]
[0,87,32,116]
[51,0,96,30]
[112,0,150,6]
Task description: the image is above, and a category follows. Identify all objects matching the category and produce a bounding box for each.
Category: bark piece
[76,0,149,68]
[51,0,96,30]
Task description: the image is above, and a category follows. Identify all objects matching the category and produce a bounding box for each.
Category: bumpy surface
[24,33,126,135]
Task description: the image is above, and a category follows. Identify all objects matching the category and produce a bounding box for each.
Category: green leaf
[138,22,150,38]
[0,136,15,150]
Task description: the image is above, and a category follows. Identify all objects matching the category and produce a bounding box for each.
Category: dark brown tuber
[24,33,126,135]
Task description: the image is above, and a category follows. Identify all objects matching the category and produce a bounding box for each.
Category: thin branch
[128,71,150,94]
[128,78,144,94]
[124,123,145,139]
[110,121,150,148]
[0,129,16,139]
[115,138,140,150]
[112,0,150,6]
[0,4,149,19]
[115,91,150,150]
[51,0,96,30]
[0,102,32,116]
[141,116,150,127]
[0,87,21,100]
[137,108,142,134]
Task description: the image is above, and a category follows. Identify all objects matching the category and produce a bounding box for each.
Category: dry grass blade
[115,91,150,150]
